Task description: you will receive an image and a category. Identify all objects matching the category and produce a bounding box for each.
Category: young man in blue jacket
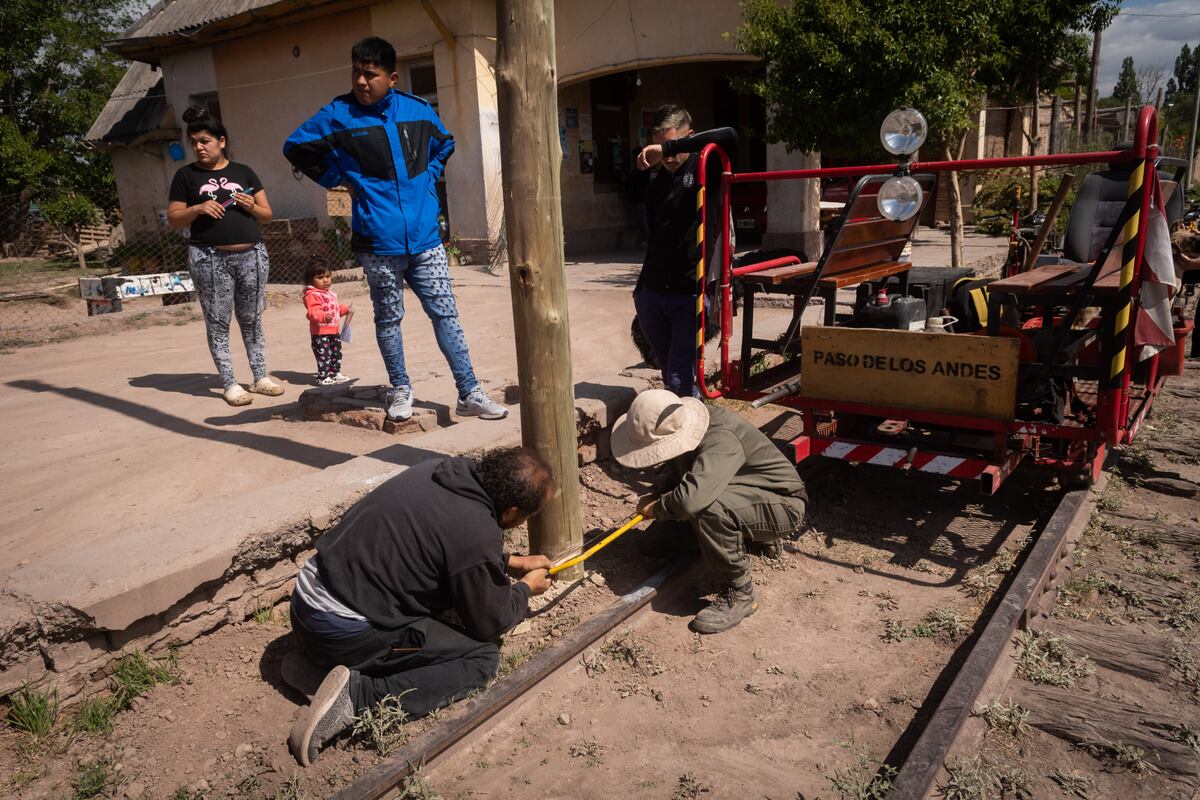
[284,37,507,422]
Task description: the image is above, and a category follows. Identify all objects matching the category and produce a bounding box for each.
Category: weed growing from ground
[1014,630,1093,688]
[1167,722,1200,752]
[977,698,1030,739]
[875,591,898,611]
[72,694,118,735]
[273,775,303,800]
[671,771,711,799]
[496,641,546,679]
[567,739,607,766]
[71,757,113,799]
[961,549,1019,600]
[1164,586,1200,631]
[911,607,972,642]
[600,628,664,676]
[1169,640,1200,701]
[1096,474,1125,512]
[6,683,59,738]
[880,619,910,643]
[1103,741,1155,774]
[826,739,896,800]
[350,693,412,756]
[1048,767,1092,797]
[251,596,275,624]
[111,650,180,710]
[937,755,993,800]
[396,771,443,800]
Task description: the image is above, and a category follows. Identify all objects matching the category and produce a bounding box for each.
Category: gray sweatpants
[688,487,808,591]
[187,243,270,388]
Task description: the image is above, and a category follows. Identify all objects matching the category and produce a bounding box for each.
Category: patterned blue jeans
[187,243,269,388]
[358,245,479,396]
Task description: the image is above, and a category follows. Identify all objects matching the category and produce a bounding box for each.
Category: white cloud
[1096,1,1198,98]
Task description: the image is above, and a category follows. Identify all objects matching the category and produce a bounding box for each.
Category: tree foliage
[1112,56,1139,103]
[0,0,136,206]
[737,0,1104,157]
[1165,43,1198,103]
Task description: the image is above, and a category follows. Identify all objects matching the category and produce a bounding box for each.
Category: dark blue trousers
[634,287,697,398]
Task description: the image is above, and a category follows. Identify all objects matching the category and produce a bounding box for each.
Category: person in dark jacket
[283,36,508,425]
[286,447,555,766]
[633,105,736,398]
[611,390,808,634]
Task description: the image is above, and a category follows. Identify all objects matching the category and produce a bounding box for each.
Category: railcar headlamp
[877,176,924,222]
[880,107,927,157]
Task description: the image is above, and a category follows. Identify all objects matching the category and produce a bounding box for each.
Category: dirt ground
[1,399,1071,800]
[954,362,1200,800]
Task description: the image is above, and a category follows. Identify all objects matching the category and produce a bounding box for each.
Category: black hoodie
[314,457,530,640]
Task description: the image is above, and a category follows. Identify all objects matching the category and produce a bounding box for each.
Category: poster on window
[579,139,594,174]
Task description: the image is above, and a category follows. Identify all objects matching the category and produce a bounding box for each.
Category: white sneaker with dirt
[386,386,414,421]
[457,387,508,420]
[248,377,285,396]
[223,385,252,406]
[332,373,351,384]
[288,665,355,767]
[318,376,337,386]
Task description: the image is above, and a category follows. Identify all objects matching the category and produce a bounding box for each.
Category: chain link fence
[0,192,358,348]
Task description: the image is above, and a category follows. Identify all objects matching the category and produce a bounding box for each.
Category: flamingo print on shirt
[198,176,246,204]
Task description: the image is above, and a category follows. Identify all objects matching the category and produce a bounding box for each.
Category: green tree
[736,0,1106,266]
[0,0,134,225]
[1112,56,1139,103]
[1164,43,1197,103]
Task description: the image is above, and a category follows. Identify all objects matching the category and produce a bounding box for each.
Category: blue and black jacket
[283,89,454,255]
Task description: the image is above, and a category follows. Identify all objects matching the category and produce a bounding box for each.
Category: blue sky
[1099,0,1199,98]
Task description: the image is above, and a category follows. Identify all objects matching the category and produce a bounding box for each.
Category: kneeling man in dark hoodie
[286,446,555,765]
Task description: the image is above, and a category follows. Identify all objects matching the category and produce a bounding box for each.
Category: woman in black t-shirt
[167,106,284,406]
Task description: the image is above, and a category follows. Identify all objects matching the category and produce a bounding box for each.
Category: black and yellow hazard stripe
[1102,159,1145,388]
[694,186,707,356]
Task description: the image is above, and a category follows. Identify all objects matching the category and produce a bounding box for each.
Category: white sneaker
[318,376,337,386]
[332,373,351,384]
[223,385,252,406]
[457,387,508,420]
[386,385,414,421]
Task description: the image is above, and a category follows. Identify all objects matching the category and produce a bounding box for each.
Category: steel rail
[331,559,691,800]
[886,481,1096,799]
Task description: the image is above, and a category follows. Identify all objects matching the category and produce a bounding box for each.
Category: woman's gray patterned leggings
[187,243,270,388]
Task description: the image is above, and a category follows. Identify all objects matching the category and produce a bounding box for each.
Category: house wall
[210,8,374,222]
[111,147,180,236]
[554,0,750,86]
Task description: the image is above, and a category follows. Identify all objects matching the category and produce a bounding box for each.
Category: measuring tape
[547,513,645,576]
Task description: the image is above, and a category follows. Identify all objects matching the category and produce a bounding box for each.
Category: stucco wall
[111,147,181,237]
[210,8,374,222]
[554,0,751,86]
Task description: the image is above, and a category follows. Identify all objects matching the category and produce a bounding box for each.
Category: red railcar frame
[693,105,1170,493]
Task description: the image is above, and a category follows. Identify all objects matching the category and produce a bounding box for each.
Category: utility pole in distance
[495,0,583,577]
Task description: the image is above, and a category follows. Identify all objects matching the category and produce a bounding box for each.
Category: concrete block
[0,656,48,697]
[106,615,163,652]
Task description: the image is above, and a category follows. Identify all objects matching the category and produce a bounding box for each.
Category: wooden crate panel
[800,327,1020,420]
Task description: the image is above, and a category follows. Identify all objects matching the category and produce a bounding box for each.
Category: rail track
[331,452,1107,800]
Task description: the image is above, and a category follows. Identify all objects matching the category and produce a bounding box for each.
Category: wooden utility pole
[1085,27,1102,138]
[494,0,583,574]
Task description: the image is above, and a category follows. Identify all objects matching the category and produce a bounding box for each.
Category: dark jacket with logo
[283,89,454,255]
[313,458,530,641]
[638,127,737,295]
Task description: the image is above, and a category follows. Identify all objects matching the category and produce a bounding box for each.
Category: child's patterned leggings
[311,334,342,379]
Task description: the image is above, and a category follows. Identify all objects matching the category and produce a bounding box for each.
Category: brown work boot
[690,584,758,635]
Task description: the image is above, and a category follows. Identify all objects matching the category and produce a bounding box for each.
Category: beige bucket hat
[610,389,711,469]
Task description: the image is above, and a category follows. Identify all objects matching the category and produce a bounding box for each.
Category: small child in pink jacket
[303,263,352,385]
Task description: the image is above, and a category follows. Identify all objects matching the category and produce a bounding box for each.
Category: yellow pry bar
[548,514,645,575]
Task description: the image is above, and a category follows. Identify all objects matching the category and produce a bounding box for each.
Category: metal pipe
[750,379,803,409]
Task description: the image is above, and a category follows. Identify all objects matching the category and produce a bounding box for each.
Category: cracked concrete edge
[0,373,653,701]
